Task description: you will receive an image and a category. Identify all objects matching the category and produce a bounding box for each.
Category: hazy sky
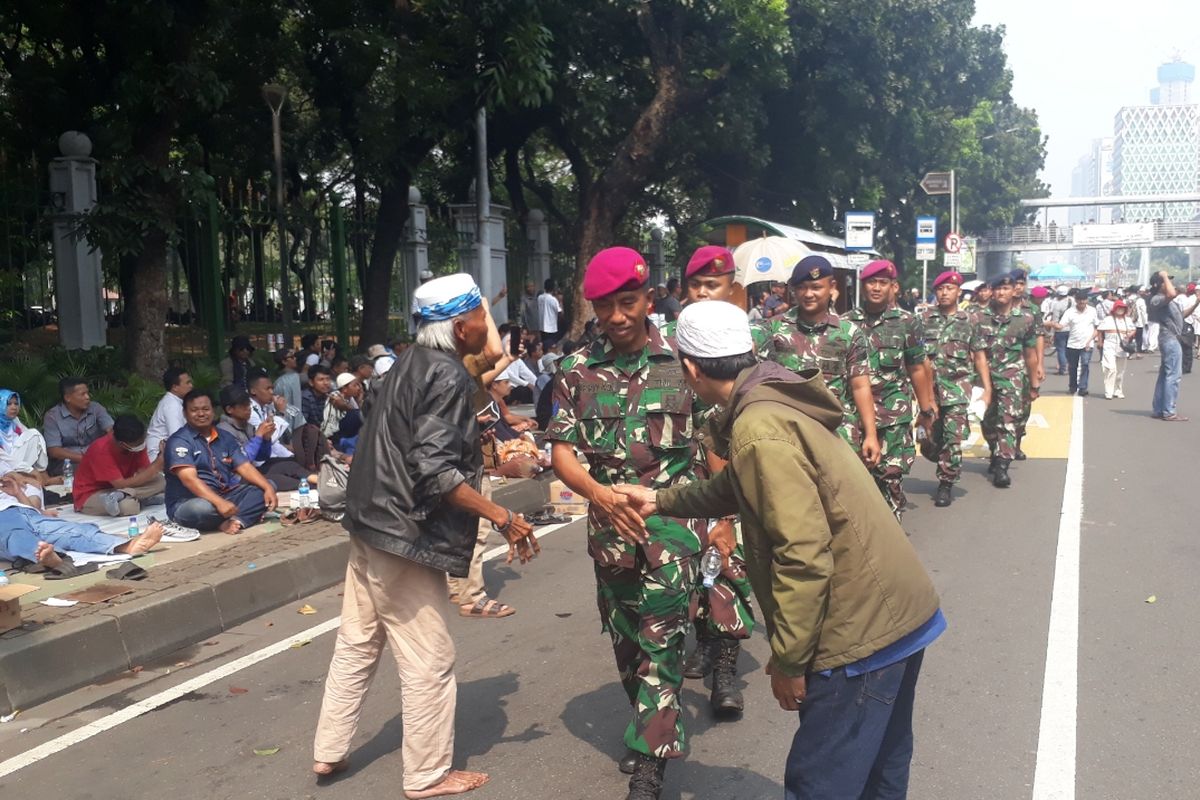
[972,0,1200,198]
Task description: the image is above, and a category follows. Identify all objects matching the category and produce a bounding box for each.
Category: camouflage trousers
[983,374,1026,460]
[926,405,970,484]
[1016,381,1033,439]
[870,423,915,514]
[693,539,755,640]
[595,551,698,759]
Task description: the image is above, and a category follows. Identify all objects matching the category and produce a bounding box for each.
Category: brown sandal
[281,508,321,526]
[459,597,515,619]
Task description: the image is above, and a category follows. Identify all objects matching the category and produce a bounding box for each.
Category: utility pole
[263,83,293,341]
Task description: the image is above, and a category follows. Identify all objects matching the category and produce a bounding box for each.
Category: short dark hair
[349,354,372,372]
[248,371,273,390]
[330,355,349,371]
[308,364,332,382]
[666,278,679,293]
[183,389,213,410]
[59,376,86,400]
[544,278,556,292]
[219,384,251,410]
[300,333,319,349]
[112,414,146,444]
[162,366,188,391]
[321,339,336,351]
[679,351,757,381]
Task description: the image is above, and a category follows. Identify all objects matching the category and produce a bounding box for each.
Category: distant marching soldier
[919,271,993,507]
[547,246,711,800]
[980,273,1042,488]
[1009,269,1045,460]
[844,260,937,518]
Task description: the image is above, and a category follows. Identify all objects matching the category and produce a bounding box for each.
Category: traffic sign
[944,232,963,254]
[943,252,962,267]
[916,242,936,261]
[916,216,937,244]
[920,172,953,195]
[844,211,875,251]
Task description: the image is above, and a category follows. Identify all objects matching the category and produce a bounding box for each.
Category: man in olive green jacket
[616,300,943,800]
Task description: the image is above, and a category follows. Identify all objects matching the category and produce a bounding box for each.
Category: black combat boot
[709,640,744,716]
[934,481,953,507]
[1014,435,1027,460]
[618,748,639,775]
[992,459,1012,488]
[626,754,668,800]
[682,631,716,679]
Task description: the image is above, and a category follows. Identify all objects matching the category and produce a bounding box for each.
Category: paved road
[1,357,1197,799]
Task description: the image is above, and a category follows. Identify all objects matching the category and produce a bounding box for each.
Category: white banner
[1071,222,1155,247]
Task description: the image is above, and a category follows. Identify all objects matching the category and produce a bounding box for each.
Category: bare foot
[404,771,490,799]
[119,521,164,556]
[218,518,244,535]
[312,759,349,777]
[34,541,64,570]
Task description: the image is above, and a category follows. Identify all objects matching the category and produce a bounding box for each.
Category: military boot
[618,749,639,775]
[682,632,716,679]
[626,754,668,800]
[934,481,953,507]
[1014,435,1027,461]
[992,459,1012,488]
[710,640,744,716]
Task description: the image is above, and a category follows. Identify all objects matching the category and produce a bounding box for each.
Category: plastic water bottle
[297,479,311,509]
[62,460,74,492]
[127,516,139,538]
[0,572,9,586]
[700,546,723,589]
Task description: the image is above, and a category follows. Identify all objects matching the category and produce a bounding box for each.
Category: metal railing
[980,220,1200,247]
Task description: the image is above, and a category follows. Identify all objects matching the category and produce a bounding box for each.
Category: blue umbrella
[1030,263,1085,281]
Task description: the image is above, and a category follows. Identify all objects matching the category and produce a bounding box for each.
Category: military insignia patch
[810,268,821,279]
[635,262,647,279]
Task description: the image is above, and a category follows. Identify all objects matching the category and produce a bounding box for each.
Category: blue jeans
[1053,331,1069,373]
[0,507,127,562]
[1153,335,1183,417]
[785,650,924,800]
[1066,347,1092,393]
[169,482,267,531]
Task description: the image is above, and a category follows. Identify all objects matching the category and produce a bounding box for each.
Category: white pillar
[648,228,667,287]
[49,131,106,350]
[400,185,428,313]
[1139,246,1152,287]
[526,209,551,286]
[450,200,509,324]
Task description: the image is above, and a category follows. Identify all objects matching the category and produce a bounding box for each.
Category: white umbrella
[732,236,811,285]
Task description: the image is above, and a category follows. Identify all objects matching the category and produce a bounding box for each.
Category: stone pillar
[450,202,510,324]
[647,228,667,287]
[399,185,429,317]
[1139,246,1152,287]
[49,131,106,349]
[526,209,551,287]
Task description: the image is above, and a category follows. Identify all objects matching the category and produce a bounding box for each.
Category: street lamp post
[262,83,293,340]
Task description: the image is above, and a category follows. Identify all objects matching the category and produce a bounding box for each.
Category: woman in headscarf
[0,389,50,477]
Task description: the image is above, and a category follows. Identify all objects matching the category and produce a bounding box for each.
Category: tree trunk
[125,122,176,379]
[359,178,411,345]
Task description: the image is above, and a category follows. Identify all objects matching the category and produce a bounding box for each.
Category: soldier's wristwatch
[918,407,936,419]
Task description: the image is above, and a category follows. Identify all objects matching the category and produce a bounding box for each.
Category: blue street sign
[916,216,937,244]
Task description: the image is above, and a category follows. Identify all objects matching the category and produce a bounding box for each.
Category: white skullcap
[675,300,754,358]
[413,273,481,321]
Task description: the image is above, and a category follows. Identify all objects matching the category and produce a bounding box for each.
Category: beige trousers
[79,473,166,516]
[446,480,492,605]
[313,536,457,792]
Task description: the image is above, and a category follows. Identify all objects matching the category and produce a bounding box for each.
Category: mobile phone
[478,400,501,431]
[510,332,522,357]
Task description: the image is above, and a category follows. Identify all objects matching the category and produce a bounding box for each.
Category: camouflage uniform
[758,309,869,447]
[920,306,988,483]
[980,306,1039,460]
[546,323,710,759]
[843,307,927,513]
[1015,297,1044,440]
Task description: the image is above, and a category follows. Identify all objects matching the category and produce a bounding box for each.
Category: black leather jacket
[343,345,483,577]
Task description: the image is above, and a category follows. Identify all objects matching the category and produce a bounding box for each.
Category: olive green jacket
[658,362,940,676]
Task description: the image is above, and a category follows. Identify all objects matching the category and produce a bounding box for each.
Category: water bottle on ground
[297,479,311,509]
[62,460,74,492]
[700,546,722,589]
[127,516,139,539]
[0,572,9,586]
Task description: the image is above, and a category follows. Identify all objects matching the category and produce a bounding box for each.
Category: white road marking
[0,517,581,779]
[1031,394,1083,800]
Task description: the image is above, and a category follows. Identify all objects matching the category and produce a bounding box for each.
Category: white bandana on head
[414,273,482,321]
[675,300,754,358]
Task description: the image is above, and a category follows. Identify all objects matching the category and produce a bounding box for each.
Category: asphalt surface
[1,355,1197,799]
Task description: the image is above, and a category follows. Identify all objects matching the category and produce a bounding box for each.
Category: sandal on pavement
[459,597,515,619]
[281,508,321,526]
[1161,414,1189,422]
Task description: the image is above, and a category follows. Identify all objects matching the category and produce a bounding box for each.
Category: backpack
[317,454,350,521]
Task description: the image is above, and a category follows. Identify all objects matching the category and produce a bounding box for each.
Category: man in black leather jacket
[312,274,539,799]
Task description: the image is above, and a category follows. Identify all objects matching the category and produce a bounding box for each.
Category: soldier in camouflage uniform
[919,271,993,507]
[844,260,937,517]
[1010,269,1045,460]
[547,247,710,800]
[759,255,881,465]
[979,273,1042,488]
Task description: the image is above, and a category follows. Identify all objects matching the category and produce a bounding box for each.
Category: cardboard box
[548,480,588,515]
[0,584,38,634]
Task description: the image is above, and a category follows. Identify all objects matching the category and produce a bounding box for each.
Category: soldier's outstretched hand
[501,513,540,565]
[612,484,658,520]
[595,486,648,546]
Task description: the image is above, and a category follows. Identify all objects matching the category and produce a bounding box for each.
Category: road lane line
[0,517,582,779]
[1031,394,1083,800]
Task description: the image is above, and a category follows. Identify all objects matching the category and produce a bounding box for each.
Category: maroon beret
[932,271,963,289]
[860,260,898,281]
[583,247,650,300]
[685,245,735,278]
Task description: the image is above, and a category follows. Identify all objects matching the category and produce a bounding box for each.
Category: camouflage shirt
[843,307,926,427]
[758,309,868,415]
[546,323,708,569]
[1019,297,1045,338]
[920,306,988,407]
[980,305,1039,377]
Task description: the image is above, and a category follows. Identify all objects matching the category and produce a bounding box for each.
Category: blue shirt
[821,609,946,678]
[164,425,249,516]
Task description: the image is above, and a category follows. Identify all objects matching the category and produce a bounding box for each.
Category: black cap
[1009,268,1028,282]
[230,335,255,353]
[788,255,834,285]
[989,274,1014,289]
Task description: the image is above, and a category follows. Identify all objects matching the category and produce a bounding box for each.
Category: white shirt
[1133,296,1147,326]
[146,392,185,461]
[499,358,538,388]
[538,292,561,333]
[1096,315,1134,354]
[1059,305,1099,349]
[249,400,294,460]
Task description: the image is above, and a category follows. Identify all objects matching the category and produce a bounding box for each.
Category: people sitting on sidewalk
[0,389,50,479]
[273,347,303,409]
[2,474,163,569]
[164,390,277,534]
[43,377,113,475]
[73,414,167,516]
[146,367,192,461]
[366,343,396,377]
[219,335,257,390]
[302,365,335,426]
[323,373,364,453]
[249,371,304,438]
[488,376,539,440]
[218,385,312,492]
[349,354,375,385]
